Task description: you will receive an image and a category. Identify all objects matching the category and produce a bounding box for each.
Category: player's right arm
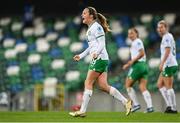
[73,47,90,61]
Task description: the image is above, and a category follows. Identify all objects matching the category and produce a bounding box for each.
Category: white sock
[167,88,177,111]
[109,86,127,105]
[127,87,139,106]
[80,89,93,113]
[142,90,153,108]
[159,87,170,107]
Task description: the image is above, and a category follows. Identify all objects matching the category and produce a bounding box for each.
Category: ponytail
[87,6,111,33]
[97,13,111,33]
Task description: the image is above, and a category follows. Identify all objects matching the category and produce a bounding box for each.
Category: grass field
[0,111,180,122]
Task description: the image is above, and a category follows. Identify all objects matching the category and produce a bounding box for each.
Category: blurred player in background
[123,28,154,113]
[157,20,178,114]
[69,6,132,117]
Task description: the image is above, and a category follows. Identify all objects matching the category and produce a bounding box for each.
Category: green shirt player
[69,6,132,117]
[123,28,154,113]
[157,20,178,113]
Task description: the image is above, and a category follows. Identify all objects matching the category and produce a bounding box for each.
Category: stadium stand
[0,13,180,96]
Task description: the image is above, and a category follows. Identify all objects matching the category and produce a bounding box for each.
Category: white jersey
[130,38,146,62]
[80,21,109,60]
[160,32,178,68]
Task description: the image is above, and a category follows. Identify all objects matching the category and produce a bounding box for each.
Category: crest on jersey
[137,42,141,46]
[97,26,102,32]
[166,39,169,43]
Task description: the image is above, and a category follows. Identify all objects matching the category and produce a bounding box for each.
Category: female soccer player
[122,28,154,113]
[157,20,178,113]
[69,7,132,117]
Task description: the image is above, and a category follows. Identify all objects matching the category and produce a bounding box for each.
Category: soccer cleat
[125,99,132,116]
[131,104,141,112]
[164,106,172,113]
[69,111,86,117]
[144,107,154,113]
[165,110,178,114]
[164,107,178,114]
[170,110,178,114]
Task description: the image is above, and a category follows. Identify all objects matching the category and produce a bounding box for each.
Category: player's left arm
[123,49,145,70]
[92,35,105,59]
[92,26,105,59]
[130,49,145,64]
[128,49,145,66]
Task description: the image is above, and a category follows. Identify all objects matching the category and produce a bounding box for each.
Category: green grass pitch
[0,111,180,122]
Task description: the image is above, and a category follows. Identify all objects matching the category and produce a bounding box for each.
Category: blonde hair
[158,20,168,29]
[87,6,111,33]
[129,27,139,38]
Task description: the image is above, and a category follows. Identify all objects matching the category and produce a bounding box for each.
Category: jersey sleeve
[94,36,105,55]
[93,25,105,55]
[163,36,171,48]
[135,40,144,51]
[79,47,90,59]
[94,26,105,39]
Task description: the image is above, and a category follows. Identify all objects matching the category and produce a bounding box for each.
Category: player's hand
[91,53,98,60]
[123,60,133,70]
[122,64,129,70]
[127,60,134,66]
[159,62,163,72]
[73,55,80,61]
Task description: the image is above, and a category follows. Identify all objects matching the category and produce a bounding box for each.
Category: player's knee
[139,85,146,92]
[125,78,133,88]
[85,80,93,88]
[99,86,106,92]
[99,84,109,92]
[157,82,163,89]
[125,82,131,88]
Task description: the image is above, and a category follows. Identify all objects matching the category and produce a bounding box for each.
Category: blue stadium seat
[49,48,62,59]
[114,34,127,48]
